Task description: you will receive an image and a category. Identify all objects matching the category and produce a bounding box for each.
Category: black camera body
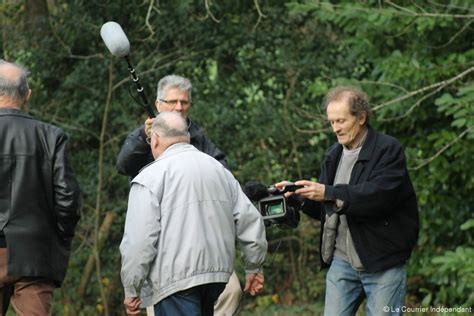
[257,184,303,229]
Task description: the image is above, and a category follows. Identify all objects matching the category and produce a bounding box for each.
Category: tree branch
[253,0,267,31]
[325,2,474,19]
[409,127,472,171]
[360,80,410,94]
[385,0,474,19]
[380,78,449,122]
[89,61,115,316]
[144,0,158,40]
[431,20,473,49]
[373,66,474,111]
[78,211,116,297]
[204,0,221,23]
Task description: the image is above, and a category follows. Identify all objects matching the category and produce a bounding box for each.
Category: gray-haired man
[120,112,267,316]
[277,86,419,316]
[0,60,81,314]
[116,74,228,176]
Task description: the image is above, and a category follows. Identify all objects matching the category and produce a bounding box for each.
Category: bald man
[116,75,243,316]
[120,112,267,316]
[0,60,81,315]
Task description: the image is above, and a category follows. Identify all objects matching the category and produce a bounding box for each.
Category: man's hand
[294,180,325,201]
[274,181,296,199]
[244,272,264,296]
[124,296,142,315]
[144,117,155,137]
[275,180,326,201]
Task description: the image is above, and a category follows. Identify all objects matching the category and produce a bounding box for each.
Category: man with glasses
[116,74,228,177]
[116,75,242,316]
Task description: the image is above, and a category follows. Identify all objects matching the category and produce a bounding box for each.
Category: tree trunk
[78,211,116,297]
[24,0,52,47]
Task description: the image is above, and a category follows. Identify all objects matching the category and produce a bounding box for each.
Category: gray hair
[323,86,371,123]
[157,75,192,101]
[151,112,190,140]
[0,60,30,106]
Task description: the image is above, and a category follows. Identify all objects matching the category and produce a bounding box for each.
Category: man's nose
[174,101,184,111]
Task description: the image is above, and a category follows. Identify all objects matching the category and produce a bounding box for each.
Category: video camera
[243,181,304,229]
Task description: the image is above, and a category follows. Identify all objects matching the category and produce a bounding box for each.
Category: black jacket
[0,108,81,286]
[116,119,229,177]
[303,126,419,273]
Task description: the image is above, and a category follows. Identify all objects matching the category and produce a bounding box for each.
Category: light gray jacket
[120,143,267,307]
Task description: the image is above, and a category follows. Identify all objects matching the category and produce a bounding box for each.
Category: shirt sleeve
[120,182,161,297]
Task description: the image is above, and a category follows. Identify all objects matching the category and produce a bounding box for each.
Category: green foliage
[417,219,474,306]
[1,0,473,314]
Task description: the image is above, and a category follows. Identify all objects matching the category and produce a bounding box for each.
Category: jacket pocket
[321,213,339,264]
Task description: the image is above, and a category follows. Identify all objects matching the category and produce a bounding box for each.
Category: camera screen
[258,196,286,220]
[266,201,284,216]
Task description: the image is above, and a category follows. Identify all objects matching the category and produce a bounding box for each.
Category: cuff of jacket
[245,267,264,274]
[324,185,336,201]
[123,286,138,298]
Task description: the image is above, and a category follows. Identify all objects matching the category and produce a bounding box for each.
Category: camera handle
[267,183,303,195]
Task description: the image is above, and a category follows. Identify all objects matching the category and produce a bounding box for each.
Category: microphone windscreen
[243,181,269,202]
[100,21,130,57]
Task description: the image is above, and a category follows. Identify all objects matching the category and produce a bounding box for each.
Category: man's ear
[152,133,160,148]
[155,100,160,112]
[27,89,32,102]
[359,112,367,125]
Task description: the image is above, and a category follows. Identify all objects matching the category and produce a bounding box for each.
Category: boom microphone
[100,21,156,117]
[100,22,130,57]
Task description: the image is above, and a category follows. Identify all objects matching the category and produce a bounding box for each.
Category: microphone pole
[124,56,156,118]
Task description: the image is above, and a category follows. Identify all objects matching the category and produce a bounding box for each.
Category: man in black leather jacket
[116,75,242,316]
[0,60,81,314]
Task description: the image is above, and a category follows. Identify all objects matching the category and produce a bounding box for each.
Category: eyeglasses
[159,99,191,108]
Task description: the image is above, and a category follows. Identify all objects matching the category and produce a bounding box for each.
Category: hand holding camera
[292,180,326,201]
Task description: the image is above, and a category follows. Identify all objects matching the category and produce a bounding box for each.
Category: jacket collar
[323,125,377,185]
[325,125,376,162]
[157,142,195,161]
[356,125,377,161]
[187,118,204,139]
[0,107,30,117]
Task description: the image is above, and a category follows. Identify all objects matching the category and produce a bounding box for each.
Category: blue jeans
[154,283,226,316]
[324,256,407,316]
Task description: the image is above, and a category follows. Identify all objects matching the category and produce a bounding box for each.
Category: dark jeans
[154,283,226,316]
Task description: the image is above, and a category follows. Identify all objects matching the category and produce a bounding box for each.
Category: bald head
[149,112,190,159]
[0,60,30,108]
[152,112,190,140]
